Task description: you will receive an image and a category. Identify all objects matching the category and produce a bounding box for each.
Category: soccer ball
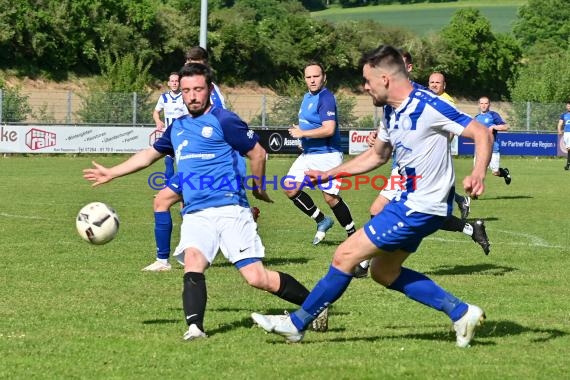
[76,202,120,245]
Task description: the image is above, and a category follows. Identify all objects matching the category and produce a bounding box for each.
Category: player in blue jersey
[475,96,511,185]
[556,101,570,170]
[83,63,327,340]
[145,72,188,272]
[143,47,228,272]
[251,45,493,348]
[284,61,356,245]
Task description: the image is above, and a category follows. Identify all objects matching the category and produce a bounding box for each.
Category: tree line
[0,0,568,104]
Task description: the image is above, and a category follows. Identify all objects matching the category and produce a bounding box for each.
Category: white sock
[463,223,473,236]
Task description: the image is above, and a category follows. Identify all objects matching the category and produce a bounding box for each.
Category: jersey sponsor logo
[201,126,213,138]
[326,111,335,117]
[395,141,412,152]
[175,140,189,163]
[247,130,255,139]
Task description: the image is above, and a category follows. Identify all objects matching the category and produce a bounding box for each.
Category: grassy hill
[312,0,527,35]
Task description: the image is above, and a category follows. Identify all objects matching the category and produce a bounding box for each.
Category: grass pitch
[312,0,526,35]
[1,154,568,379]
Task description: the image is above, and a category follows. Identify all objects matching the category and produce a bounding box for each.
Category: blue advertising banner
[458,133,561,156]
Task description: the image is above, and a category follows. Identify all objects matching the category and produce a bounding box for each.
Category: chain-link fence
[0,88,566,132]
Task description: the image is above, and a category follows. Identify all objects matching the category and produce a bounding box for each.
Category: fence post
[0,89,3,124]
[526,101,530,131]
[261,94,266,128]
[66,90,72,124]
[132,92,137,126]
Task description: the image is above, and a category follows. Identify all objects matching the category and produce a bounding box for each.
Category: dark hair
[400,49,412,64]
[169,71,179,78]
[185,46,209,64]
[304,60,326,75]
[359,45,407,74]
[179,63,213,87]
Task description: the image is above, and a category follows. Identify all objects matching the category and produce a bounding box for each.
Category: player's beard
[372,96,387,107]
[187,99,211,117]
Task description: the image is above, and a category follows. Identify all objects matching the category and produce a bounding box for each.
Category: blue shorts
[364,200,445,253]
[166,174,183,195]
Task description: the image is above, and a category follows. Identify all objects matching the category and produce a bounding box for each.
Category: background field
[312,1,526,35]
[1,155,569,379]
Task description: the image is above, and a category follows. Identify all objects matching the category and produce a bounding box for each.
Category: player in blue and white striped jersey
[252,45,493,348]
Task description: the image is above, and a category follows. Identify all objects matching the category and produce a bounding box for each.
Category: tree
[513,0,570,55]
[77,53,154,124]
[508,50,570,130]
[435,8,521,99]
[0,81,32,122]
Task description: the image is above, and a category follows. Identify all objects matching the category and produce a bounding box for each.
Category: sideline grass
[312,1,526,35]
[1,155,568,379]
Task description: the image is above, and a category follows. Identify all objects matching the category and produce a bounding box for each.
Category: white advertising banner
[348,130,377,155]
[0,125,161,153]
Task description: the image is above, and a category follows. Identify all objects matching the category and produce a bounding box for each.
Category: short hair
[179,63,213,87]
[185,46,209,64]
[430,71,446,81]
[400,49,413,64]
[304,61,326,75]
[359,45,407,75]
[169,71,179,78]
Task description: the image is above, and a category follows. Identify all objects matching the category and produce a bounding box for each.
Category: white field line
[0,212,50,220]
[427,228,563,249]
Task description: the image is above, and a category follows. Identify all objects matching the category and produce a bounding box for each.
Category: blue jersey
[298,87,341,154]
[560,112,570,133]
[153,108,258,214]
[474,110,505,153]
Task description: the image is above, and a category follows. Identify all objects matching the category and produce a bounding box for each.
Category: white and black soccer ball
[76,202,119,245]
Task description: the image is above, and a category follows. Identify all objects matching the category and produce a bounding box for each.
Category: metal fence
[0,88,565,132]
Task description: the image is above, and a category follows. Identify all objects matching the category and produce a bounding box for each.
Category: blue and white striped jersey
[378,88,472,216]
[154,91,189,128]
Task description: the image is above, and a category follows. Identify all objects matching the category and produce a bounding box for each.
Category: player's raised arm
[83,147,164,187]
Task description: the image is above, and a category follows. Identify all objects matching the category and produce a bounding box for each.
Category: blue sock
[164,155,175,179]
[388,267,467,322]
[154,211,172,260]
[290,265,353,331]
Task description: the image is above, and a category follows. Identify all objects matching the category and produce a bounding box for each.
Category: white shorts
[173,205,264,266]
[475,152,500,172]
[286,152,343,195]
[563,133,570,150]
[379,167,402,201]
